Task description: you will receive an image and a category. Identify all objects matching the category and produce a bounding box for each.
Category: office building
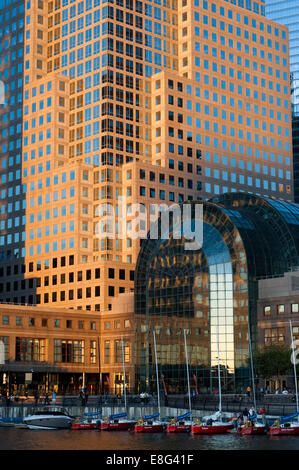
[0,0,294,311]
[135,193,299,392]
[266,0,299,202]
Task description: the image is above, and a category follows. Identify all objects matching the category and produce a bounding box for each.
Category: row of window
[263,303,299,315]
[2,315,97,330]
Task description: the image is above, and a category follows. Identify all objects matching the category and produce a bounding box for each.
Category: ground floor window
[15,338,46,362]
[54,339,84,363]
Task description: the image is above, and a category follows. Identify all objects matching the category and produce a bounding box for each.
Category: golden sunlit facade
[0,0,294,316]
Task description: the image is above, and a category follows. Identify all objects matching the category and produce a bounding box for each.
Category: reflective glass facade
[0,0,26,301]
[266,0,299,201]
[134,193,299,393]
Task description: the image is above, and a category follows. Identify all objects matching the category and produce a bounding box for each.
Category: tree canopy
[251,345,293,379]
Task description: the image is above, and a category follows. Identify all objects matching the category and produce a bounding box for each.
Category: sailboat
[71,410,102,430]
[101,336,136,431]
[166,329,193,433]
[268,320,299,435]
[239,322,266,435]
[134,330,164,432]
[191,325,233,434]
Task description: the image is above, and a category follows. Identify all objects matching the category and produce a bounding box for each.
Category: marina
[2,426,299,451]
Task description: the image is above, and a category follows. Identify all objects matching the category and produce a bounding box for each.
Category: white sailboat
[191,325,233,434]
[240,321,266,434]
[101,336,136,430]
[166,329,193,432]
[134,330,164,432]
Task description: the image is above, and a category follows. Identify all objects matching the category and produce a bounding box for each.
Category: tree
[251,344,292,381]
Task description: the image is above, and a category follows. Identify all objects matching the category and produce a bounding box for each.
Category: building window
[2,316,8,325]
[292,304,299,313]
[105,322,110,330]
[54,319,60,328]
[263,306,271,316]
[78,320,84,329]
[54,339,84,363]
[90,321,96,330]
[66,320,72,328]
[90,340,97,364]
[104,341,110,364]
[42,319,48,327]
[115,340,130,363]
[277,305,285,315]
[264,328,285,346]
[16,317,22,326]
[125,320,131,328]
[0,337,9,360]
[16,338,46,362]
[29,318,35,326]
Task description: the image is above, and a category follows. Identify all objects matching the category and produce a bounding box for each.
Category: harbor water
[2,427,299,450]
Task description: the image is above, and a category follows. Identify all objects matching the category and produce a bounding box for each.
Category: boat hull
[134,424,164,433]
[166,424,190,433]
[100,421,135,431]
[191,424,233,434]
[241,426,266,435]
[71,422,98,430]
[268,426,299,435]
[24,415,73,430]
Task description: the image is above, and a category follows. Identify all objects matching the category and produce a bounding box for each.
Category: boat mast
[184,329,192,414]
[121,335,127,409]
[289,320,299,420]
[216,324,222,414]
[248,321,257,411]
[153,329,161,417]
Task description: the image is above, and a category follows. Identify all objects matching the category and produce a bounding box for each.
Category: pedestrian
[243,407,248,424]
[34,390,39,405]
[248,407,256,426]
[232,412,238,430]
[261,406,266,425]
[45,392,50,405]
[84,389,89,405]
[266,385,270,394]
[79,390,85,406]
[6,395,10,407]
[237,412,243,430]
[52,391,56,405]
[246,386,251,397]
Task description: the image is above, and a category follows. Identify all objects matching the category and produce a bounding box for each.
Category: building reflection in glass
[134,194,299,394]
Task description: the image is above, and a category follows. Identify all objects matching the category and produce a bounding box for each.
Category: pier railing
[0,393,298,416]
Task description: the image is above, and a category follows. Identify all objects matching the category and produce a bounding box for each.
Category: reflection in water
[1,429,299,450]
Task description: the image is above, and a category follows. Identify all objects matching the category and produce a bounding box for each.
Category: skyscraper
[265,0,299,202]
[0,0,293,311]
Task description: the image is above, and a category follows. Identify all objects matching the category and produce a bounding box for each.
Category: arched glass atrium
[134,193,299,394]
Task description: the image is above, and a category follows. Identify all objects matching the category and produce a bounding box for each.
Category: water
[1,428,299,450]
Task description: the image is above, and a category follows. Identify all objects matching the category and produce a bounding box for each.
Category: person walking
[261,406,266,425]
[79,390,85,406]
[34,390,39,406]
[52,391,56,405]
[248,407,256,426]
[232,412,238,430]
[84,388,89,405]
[246,386,251,398]
[243,407,248,424]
